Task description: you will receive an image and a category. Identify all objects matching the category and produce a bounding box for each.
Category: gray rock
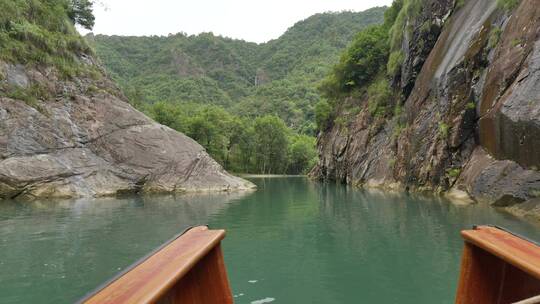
[506,198,540,221]
[491,41,540,168]
[460,148,540,206]
[6,64,29,88]
[0,63,254,200]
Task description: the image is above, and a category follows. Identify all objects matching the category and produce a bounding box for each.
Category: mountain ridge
[88,7,387,134]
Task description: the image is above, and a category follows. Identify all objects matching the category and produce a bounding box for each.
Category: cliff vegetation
[312,0,540,220]
[0,0,254,200]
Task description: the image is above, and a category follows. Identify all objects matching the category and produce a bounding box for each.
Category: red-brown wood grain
[461,226,540,279]
[159,244,233,304]
[83,226,233,304]
[456,226,540,304]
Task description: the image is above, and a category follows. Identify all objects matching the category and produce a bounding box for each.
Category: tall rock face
[0,58,254,200]
[313,0,540,219]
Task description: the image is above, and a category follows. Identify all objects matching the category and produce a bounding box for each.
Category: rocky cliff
[312,0,540,219]
[0,1,254,200]
[0,58,254,200]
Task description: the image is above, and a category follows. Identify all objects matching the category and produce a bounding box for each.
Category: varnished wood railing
[456,226,540,304]
[80,226,233,304]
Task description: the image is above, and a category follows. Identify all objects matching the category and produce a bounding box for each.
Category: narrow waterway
[0,177,538,303]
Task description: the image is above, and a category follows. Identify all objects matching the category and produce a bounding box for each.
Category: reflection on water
[0,191,251,304]
[0,177,539,304]
[216,178,540,304]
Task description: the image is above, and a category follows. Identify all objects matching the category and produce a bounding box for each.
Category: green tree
[288,135,317,174]
[149,101,187,132]
[68,0,95,30]
[253,115,290,174]
[320,25,389,98]
[315,99,333,131]
[228,120,256,172]
[186,106,233,164]
[224,117,247,170]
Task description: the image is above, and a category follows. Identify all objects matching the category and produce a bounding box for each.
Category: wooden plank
[83,226,228,304]
[455,242,506,304]
[461,226,540,279]
[498,262,540,304]
[160,245,233,304]
[456,226,540,304]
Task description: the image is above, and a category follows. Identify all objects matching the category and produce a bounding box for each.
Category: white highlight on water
[251,297,275,304]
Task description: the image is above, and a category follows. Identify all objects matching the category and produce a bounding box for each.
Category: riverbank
[238,174,307,178]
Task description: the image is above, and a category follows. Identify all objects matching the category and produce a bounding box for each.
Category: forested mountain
[89,8,385,134]
[87,8,386,174]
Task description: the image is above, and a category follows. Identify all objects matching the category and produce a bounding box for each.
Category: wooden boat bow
[80,226,233,304]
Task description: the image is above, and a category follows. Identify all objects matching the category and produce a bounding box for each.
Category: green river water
[1,177,539,303]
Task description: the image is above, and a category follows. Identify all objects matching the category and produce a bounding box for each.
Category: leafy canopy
[68,0,95,30]
[150,103,317,174]
[90,8,387,135]
[317,0,410,130]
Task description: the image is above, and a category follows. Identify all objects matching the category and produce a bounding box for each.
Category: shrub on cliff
[367,78,392,117]
[0,0,96,78]
[320,25,389,98]
[319,0,406,101]
[315,99,333,131]
[388,0,422,53]
[496,0,520,11]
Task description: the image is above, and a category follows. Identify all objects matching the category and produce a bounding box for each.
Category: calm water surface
[1,177,539,303]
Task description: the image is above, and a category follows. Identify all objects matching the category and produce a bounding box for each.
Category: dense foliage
[319,26,389,97]
[150,102,317,174]
[90,8,386,174]
[0,0,96,77]
[89,8,386,135]
[317,0,408,130]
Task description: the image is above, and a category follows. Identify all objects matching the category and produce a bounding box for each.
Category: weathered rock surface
[459,148,540,207]
[0,59,254,200]
[313,0,540,219]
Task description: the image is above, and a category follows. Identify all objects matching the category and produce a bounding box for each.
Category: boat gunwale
[78,225,226,304]
[461,225,540,280]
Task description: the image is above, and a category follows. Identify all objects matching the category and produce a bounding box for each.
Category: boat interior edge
[456,226,540,304]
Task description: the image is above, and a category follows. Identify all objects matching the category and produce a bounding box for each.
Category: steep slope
[313,0,540,219]
[89,8,387,133]
[257,9,387,81]
[88,33,259,105]
[0,0,254,200]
